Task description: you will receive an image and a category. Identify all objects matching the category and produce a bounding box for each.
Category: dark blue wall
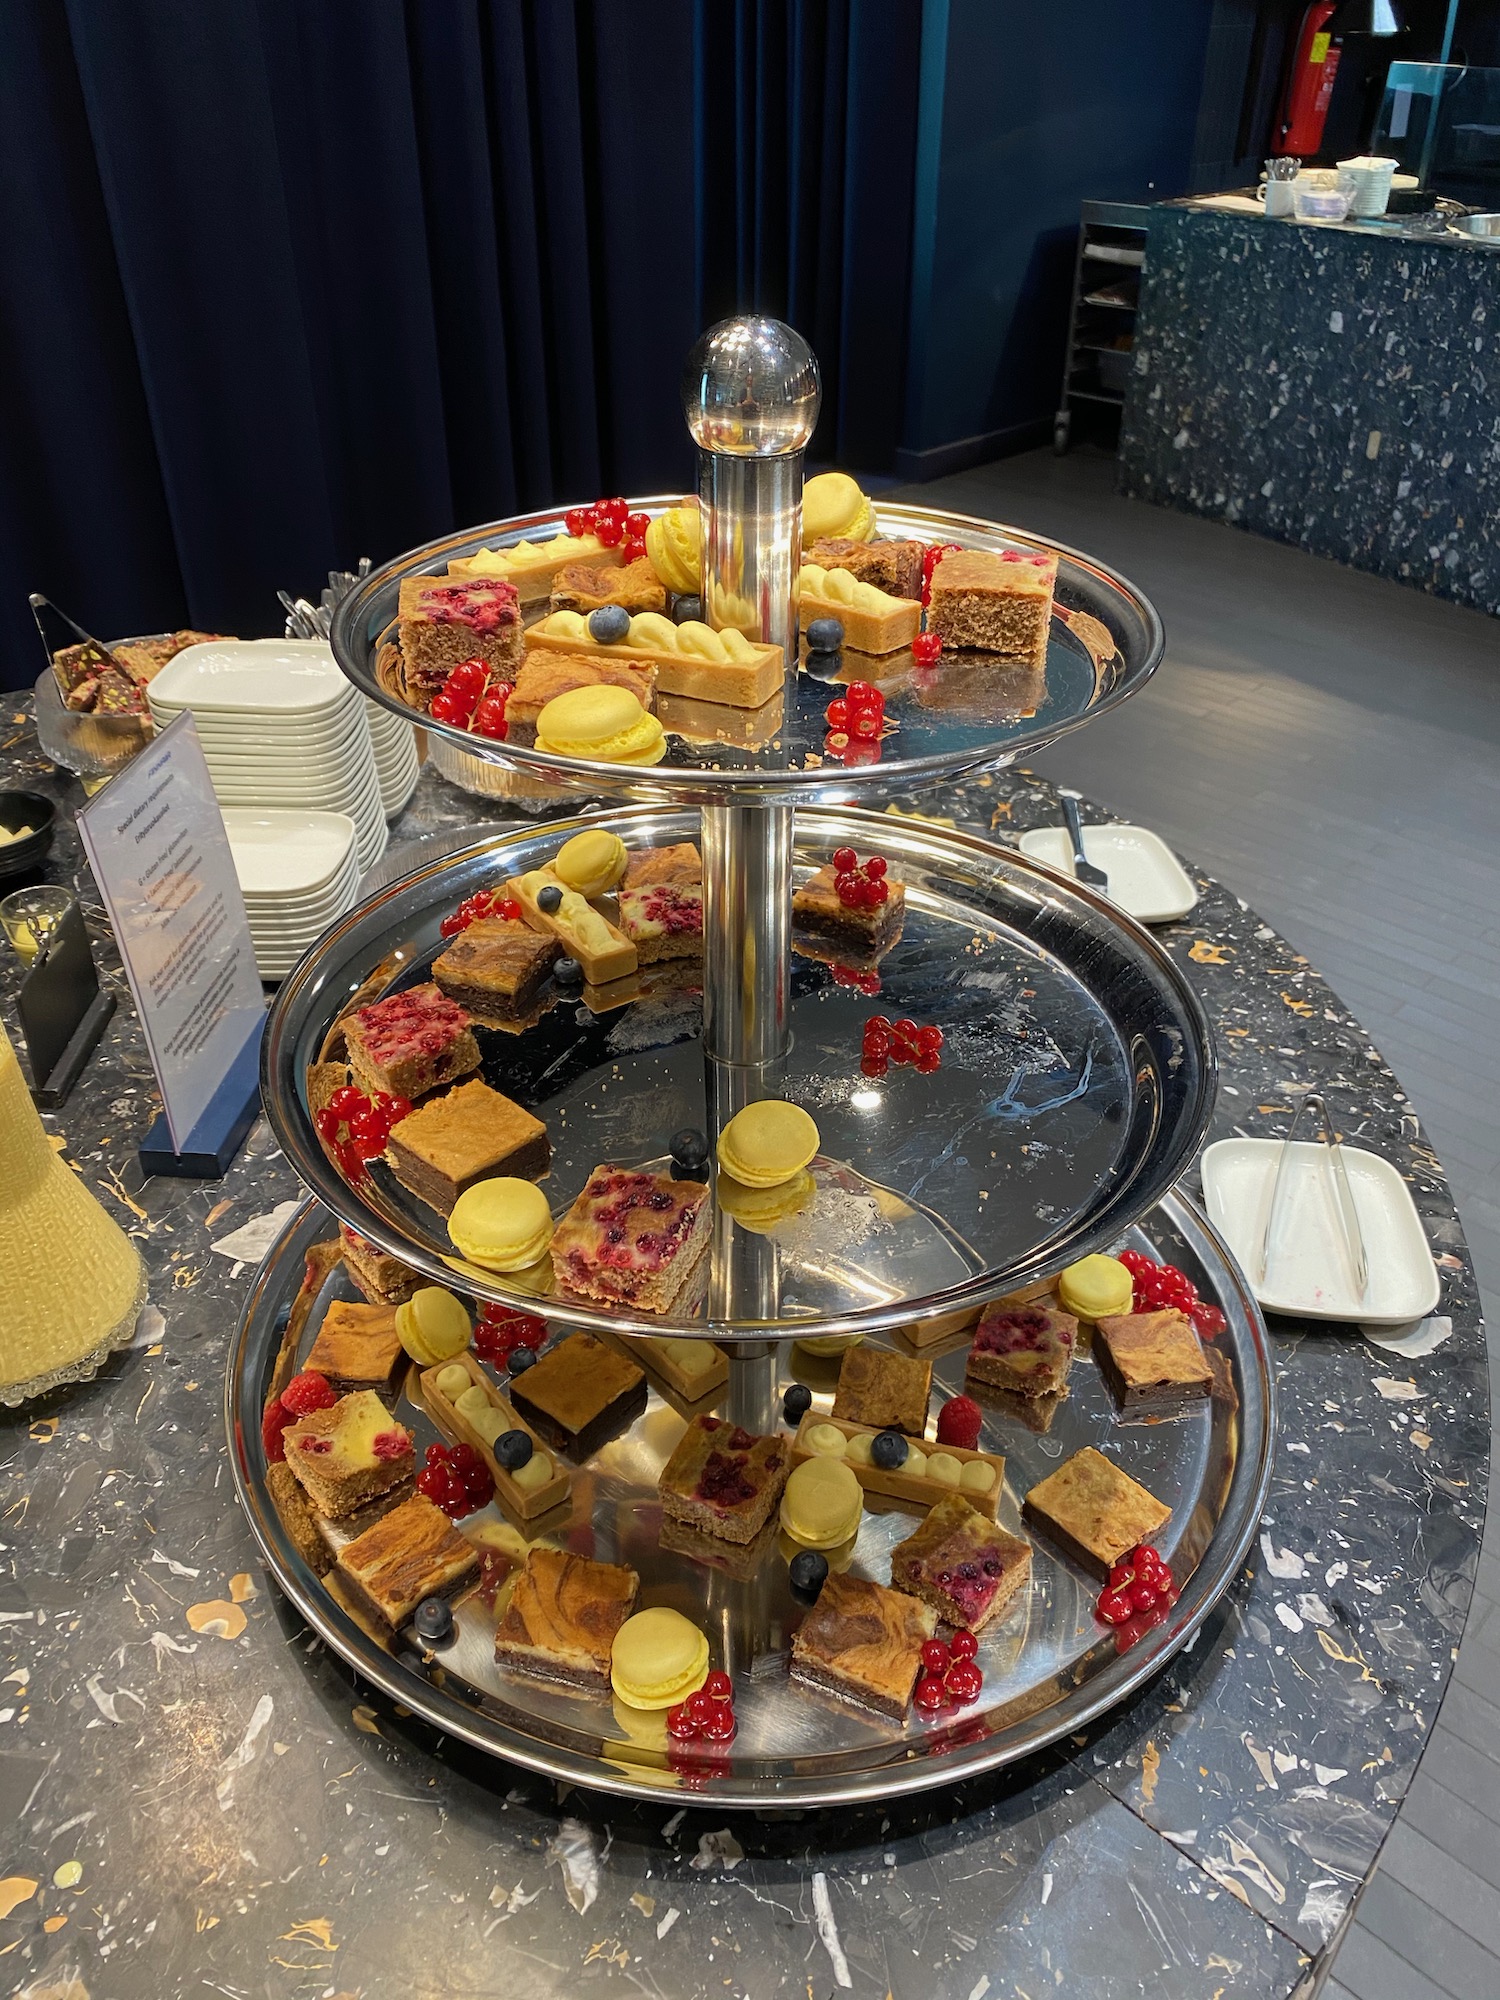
[899,0,1216,478]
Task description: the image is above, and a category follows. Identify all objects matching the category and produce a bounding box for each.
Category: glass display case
[1375,62,1500,205]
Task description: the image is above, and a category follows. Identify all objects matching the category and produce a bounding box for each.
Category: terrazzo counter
[0,715,1487,2000]
[1119,204,1500,616]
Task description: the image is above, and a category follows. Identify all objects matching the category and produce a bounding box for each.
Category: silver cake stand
[236,318,1268,1804]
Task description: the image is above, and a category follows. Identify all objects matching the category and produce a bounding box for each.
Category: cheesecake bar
[281,1389,415,1520]
[446,530,621,605]
[622,843,702,889]
[506,1332,648,1460]
[505,651,657,743]
[799,563,921,656]
[927,548,1057,662]
[397,574,523,708]
[506,867,637,985]
[616,881,703,964]
[790,1571,937,1720]
[421,1353,571,1518]
[524,609,783,709]
[966,1302,1078,1401]
[266,1459,336,1577]
[791,865,905,962]
[1095,1310,1213,1415]
[385,1079,550,1216]
[339,1223,423,1307]
[658,1414,790,1544]
[806,536,924,601]
[333,1493,479,1631]
[432,917,560,1022]
[304,1299,407,1399]
[494,1548,640,1694]
[831,1346,931,1437]
[549,557,666,616]
[1022,1447,1172,1580]
[343,983,481,1102]
[550,1166,711,1314]
[890,1494,1032,1632]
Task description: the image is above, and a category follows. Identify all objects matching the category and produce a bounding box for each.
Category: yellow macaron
[610,1606,710,1710]
[1056,1253,1134,1321]
[779,1456,863,1549]
[553,827,628,898]
[644,505,701,594]
[394,1285,472,1366]
[716,1165,815,1235]
[801,471,875,546]
[716,1100,819,1189]
[534,685,667,766]
[447,1178,555,1273]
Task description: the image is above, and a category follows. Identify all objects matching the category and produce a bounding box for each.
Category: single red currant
[920,1639,951,1675]
[1129,1579,1159,1613]
[1190,1301,1227,1339]
[703,1670,733,1703]
[911,631,942,666]
[945,1660,984,1703]
[864,855,887,879]
[832,846,857,873]
[701,1704,737,1743]
[850,709,881,739]
[666,1703,698,1741]
[385,1096,414,1127]
[1096,1586,1134,1625]
[565,506,594,538]
[860,1052,888,1078]
[949,1629,978,1662]
[597,496,629,522]
[595,516,624,548]
[914,1674,949,1711]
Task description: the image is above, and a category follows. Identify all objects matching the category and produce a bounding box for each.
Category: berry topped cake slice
[343,983,481,1102]
[616,881,703,964]
[791,847,905,962]
[966,1301,1078,1401]
[550,1166,711,1314]
[658,1414,790,1543]
[281,1389,415,1520]
[890,1493,1032,1632]
[396,575,522,709]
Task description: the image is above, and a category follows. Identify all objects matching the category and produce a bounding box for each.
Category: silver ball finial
[682,316,821,457]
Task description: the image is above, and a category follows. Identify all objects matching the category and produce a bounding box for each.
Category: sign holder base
[139,1016,265,1180]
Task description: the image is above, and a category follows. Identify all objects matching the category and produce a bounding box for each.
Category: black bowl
[0,790,57,880]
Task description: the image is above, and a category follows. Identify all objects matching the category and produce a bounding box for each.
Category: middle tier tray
[262,807,1214,1339]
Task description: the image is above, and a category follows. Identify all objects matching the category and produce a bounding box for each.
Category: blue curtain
[0,0,920,691]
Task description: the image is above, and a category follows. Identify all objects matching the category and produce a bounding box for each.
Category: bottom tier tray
[228,1192,1273,1808]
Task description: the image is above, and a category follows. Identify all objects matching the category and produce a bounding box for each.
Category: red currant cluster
[439,887,524,940]
[824,684,885,741]
[563,496,652,564]
[666,1671,736,1744]
[829,963,882,996]
[861,1015,942,1077]
[1117,1249,1227,1339]
[921,541,962,608]
[914,1629,982,1712]
[429,656,512,739]
[416,1439,494,1518]
[260,1368,336,1463]
[474,1305,548,1369]
[911,631,942,667]
[831,846,890,910]
[1095,1543,1176,1626]
[314,1084,413,1185]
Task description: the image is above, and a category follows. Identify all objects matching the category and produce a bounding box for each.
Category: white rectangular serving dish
[1018,824,1197,924]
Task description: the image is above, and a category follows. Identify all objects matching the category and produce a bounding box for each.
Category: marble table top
[0,722,1486,2000]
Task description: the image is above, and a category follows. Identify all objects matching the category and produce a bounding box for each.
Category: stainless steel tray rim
[260,804,1216,1342]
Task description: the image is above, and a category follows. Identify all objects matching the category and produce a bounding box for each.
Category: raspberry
[281,1370,336,1417]
[936,1394,982,1450]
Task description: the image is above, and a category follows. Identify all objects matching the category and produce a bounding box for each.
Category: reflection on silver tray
[228,1191,1273,1807]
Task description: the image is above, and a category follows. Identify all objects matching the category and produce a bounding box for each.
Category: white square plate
[1018,824,1198,924]
[149,639,353,715]
[1200,1136,1440,1325]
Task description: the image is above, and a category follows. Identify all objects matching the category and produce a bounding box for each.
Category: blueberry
[672,594,704,625]
[788,1549,829,1601]
[782,1382,813,1425]
[507,1346,538,1375]
[494,1428,533,1471]
[670,1127,709,1176]
[552,955,583,987]
[537,884,563,914]
[413,1596,454,1646]
[805,616,845,652]
[587,604,631,643]
[801,648,843,681]
[871,1430,908,1470]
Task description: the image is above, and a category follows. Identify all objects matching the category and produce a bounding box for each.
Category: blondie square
[1023,1447,1171,1580]
[385,1079,550,1215]
[397,575,522,708]
[550,1167,710,1314]
[831,1346,931,1437]
[281,1390,415,1520]
[303,1299,407,1399]
[493,1548,639,1693]
[927,548,1058,662]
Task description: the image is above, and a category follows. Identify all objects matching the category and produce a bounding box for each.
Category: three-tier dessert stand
[231,319,1273,1805]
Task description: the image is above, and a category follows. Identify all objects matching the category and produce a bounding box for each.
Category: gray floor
[901,448,1500,1999]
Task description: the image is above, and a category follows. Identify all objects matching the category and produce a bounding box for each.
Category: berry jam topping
[416,579,519,633]
[636,886,703,934]
[973,1307,1072,1355]
[371,1430,410,1462]
[696,1450,757,1508]
[299,1436,333,1454]
[353,985,470,1065]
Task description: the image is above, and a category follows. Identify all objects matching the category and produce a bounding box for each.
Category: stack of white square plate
[147,640,388,871]
[364,697,420,819]
[220,807,359,980]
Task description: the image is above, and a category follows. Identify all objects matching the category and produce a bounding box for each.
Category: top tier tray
[328,499,1164,808]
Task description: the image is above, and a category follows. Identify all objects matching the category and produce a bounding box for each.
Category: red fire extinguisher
[1275,1,1343,156]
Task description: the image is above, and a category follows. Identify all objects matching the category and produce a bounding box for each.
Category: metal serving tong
[278,558,371,642]
[1256,1091,1369,1302]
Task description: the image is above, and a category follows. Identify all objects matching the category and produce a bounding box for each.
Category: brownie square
[385,1080,550,1216]
[431,917,560,1021]
[507,1333,647,1460]
[333,1493,479,1630]
[339,1223,422,1306]
[791,865,905,963]
[1095,1310,1213,1415]
[549,557,666,616]
[805,536,925,601]
[1022,1447,1171,1580]
[831,1346,931,1437]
